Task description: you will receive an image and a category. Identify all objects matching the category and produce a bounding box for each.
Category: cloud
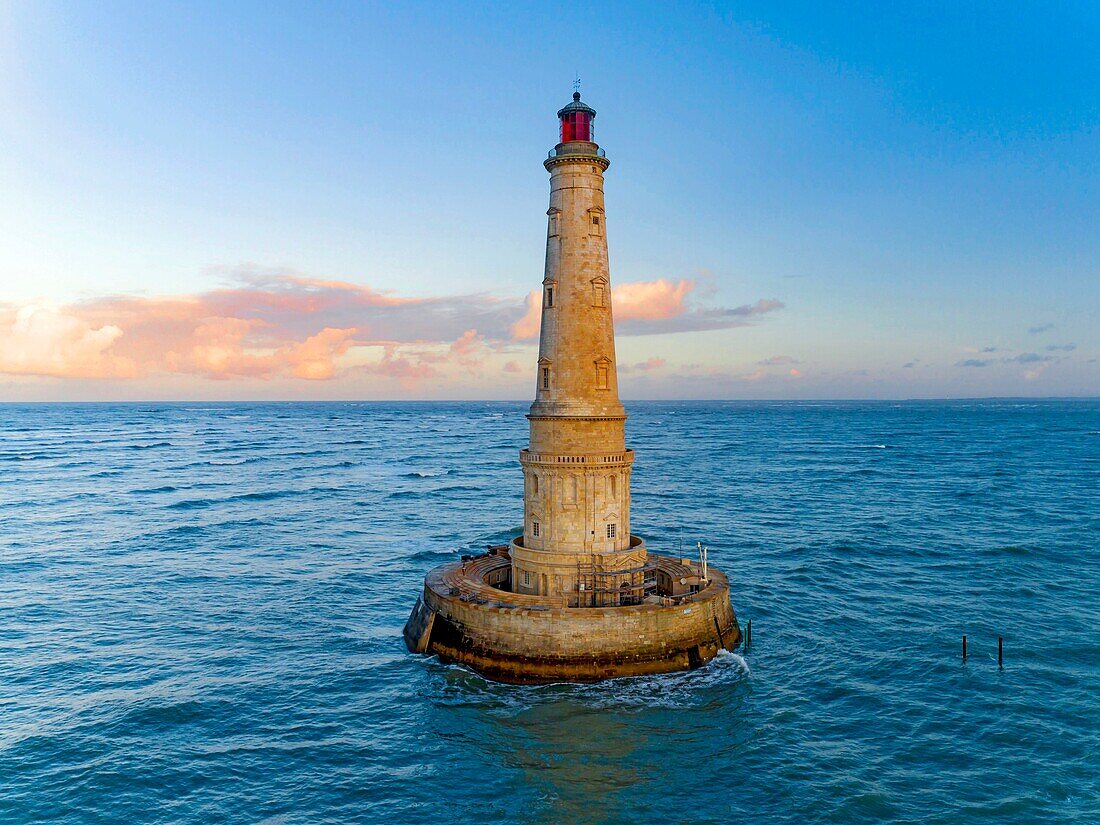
[502,360,523,373]
[980,347,1000,353]
[506,277,782,340]
[902,361,917,368]
[1,271,781,384]
[1004,352,1054,365]
[0,303,131,378]
[510,291,542,341]
[1028,323,1054,334]
[621,357,668,374]
[1046,344,1076,352]
[613,279,695,320]
[618,296,784,336]
[956,358,994,368]
[757,355,799,366]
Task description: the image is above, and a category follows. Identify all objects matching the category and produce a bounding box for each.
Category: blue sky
[1,1,1097,399]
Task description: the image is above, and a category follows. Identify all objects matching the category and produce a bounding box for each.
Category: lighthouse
[403,90,740,683]
[512,91,647,605]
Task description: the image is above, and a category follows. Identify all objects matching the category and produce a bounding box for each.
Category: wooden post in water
[746,619,751,653]
[962,635,967,661]
[998,636,1003,668]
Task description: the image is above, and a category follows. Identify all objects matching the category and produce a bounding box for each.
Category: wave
[166,489,297,510]
[125,441,172,449]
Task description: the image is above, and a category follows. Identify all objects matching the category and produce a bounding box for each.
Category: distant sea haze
[2,400,1098,822]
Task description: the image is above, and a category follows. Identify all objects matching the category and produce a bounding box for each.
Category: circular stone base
[403,553,741,684]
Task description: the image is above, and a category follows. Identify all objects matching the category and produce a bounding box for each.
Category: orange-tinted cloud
[0,272,782,383]
[511,290,542,341]
[614,279,694,320]
[0,304,132,378]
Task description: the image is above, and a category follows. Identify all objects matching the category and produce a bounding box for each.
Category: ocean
[1,399,1097,823]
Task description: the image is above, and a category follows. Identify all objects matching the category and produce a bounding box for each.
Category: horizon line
[2,395,1097,405]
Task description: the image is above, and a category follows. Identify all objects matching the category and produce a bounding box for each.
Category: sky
[1,1,1097,400]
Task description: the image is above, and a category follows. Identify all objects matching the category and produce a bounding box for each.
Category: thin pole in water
[962,635,967,661]
[746,618,752,653]
[998,636,1003,668]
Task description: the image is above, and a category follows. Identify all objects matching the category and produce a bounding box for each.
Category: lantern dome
[557,91,596,143]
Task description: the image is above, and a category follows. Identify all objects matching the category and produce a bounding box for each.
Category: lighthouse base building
[403,91,740,684]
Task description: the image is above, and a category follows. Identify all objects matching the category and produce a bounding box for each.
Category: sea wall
[407,554,741,683]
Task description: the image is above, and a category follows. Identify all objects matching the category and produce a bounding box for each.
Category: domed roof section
[557,91,596,118]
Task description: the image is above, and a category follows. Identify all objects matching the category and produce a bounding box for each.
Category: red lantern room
[557,91,596,143]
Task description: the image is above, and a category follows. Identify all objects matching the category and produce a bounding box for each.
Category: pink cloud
[613,279,694,320]
[621,356,668,373]
[0,272,782,383]
[511,290,542,341]
[0,304,132,378]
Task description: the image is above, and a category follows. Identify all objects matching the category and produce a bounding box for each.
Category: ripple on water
[0,399,1097,824]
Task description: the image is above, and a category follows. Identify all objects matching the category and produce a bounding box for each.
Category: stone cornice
[544,154,611,172]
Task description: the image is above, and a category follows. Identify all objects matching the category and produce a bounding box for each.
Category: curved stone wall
[405,554,741,684]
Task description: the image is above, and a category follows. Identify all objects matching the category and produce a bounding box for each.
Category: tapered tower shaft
[511,92,646,603]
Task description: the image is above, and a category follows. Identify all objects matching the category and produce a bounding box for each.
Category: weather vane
[573,75,581,94]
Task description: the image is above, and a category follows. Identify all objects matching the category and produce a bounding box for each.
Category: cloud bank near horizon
[0,271,782,386]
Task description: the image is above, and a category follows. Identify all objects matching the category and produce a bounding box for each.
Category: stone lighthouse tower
[510,91,648,604]
[403,90,740,683]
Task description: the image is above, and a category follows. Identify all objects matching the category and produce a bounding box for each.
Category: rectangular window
[532,521,540,537]
[541,367,550,389]
[546,287,553,307]
[594,285,605,307]
[523,571,530,586]
[592,216,600,226]
[532,475,539,495]
[596,365,609,390]
[607,523,617,539]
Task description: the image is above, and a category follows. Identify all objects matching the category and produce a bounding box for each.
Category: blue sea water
[1,399,1098,824]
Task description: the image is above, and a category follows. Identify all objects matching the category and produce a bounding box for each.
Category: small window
[548,211,559,236]
[532,521,540,537]
[590,212,604,237]
[594,284,605,307]
[545,286,553,308]
[532,475,539,495]
[541,367,550,389]
[523,571,530,586]
[609,475,617,497]
[596,365,609,390]
[606,523,617,539]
